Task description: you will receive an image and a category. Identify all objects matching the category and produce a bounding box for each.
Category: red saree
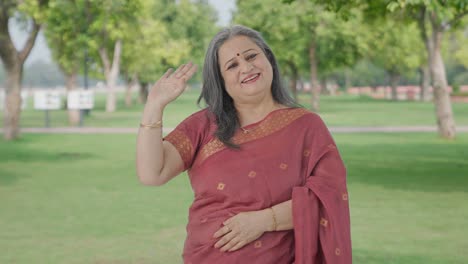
[164,107,352,264]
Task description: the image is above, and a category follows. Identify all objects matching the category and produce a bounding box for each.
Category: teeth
[243,74,259,83]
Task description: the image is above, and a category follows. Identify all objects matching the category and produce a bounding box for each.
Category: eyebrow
[223,48,257,68]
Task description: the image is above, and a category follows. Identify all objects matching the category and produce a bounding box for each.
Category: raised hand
[147,62,197,107]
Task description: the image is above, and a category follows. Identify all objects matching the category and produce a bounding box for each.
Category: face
[217,36,274,104]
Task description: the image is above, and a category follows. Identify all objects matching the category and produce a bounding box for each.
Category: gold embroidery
[164,130,193,168]
[279,163,288,170]
[335,248,341,256]
[198,108,309,165]
[254,241,262,248]
[320,218,328,227]
[217,183,225,190]
[303,149,311,157]
[248,171,257,178]
[342,193,348,201]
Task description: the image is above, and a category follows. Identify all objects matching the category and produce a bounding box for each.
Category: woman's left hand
[213,209,273,252]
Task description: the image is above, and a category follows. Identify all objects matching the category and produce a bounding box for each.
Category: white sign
[0,90,29,110]
[21,91,28,109]
[34,90,62,110]
[68,90,94,110]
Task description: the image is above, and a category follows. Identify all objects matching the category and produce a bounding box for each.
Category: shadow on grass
[0,137,96,186]
[0,168,25,186]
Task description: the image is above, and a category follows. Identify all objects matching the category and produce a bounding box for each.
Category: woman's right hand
[147,62,198,107]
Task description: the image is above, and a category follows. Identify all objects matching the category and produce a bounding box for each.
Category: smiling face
[217,35,274,104]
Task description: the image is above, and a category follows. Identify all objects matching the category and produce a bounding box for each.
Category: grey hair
[197,25,297,148]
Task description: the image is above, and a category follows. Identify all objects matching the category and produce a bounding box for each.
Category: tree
[385,0,468,139]
[85,0,142,112]
[120,0,191,104]
[367,19,422,100]
[44,0,88,125]
[0,0,49,140]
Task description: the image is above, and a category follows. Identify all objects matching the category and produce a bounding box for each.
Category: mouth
[241,73,260,84]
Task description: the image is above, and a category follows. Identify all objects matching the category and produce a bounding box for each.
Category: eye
[246,53,258,61]
[227,62,238,70]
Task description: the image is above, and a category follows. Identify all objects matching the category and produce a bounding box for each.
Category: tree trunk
[99,39,122,113]
[65,72,80,126]
[139,81,148,104]
[0,14,41,140]
[430,28,456,139]
[344,68,351,92]
[418,8,455,138]
[309,40,320,112]
[287,62,298,102]
[419,64,431,101]
[3,65,22,140]
[389,72,400,101]
[320,77,327,95]
[125,74,138,107]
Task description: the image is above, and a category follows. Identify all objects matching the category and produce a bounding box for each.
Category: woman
[136,25,351,263]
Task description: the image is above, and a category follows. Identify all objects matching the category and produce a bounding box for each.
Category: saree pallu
[164,107,352,264]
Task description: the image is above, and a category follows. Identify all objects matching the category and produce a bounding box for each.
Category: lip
[241,73,261,83]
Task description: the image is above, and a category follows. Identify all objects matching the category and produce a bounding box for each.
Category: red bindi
[236,53,240,56]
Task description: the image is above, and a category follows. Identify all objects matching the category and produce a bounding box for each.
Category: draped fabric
[164,107,352,264]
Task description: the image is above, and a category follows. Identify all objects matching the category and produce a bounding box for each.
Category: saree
[164,107,352,264]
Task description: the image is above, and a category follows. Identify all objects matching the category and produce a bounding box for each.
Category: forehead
[218,35,261,63]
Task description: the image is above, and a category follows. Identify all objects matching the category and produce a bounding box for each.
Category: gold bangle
[140,120,162,129]
[270,207,277,231]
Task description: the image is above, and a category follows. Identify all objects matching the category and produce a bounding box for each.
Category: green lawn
[1,133,467,263]
[8,89,468,128]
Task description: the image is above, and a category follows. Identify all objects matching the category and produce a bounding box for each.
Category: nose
[239,59,254,73]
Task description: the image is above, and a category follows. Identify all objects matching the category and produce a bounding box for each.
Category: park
[1,0,468,263]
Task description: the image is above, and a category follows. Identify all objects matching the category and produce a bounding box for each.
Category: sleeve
[163,111,209,171]
[292,114,352,264]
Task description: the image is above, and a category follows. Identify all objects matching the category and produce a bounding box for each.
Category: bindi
[236,53,240,56]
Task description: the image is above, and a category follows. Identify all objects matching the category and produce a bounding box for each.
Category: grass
[6,89,468,128]
[1,133,467,263]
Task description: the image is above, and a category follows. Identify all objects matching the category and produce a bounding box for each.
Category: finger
[162,68,173,79]
[213,225,231,239]
[183,64,197,81]
[153,68,173,87]
[172,63,187,78]
[223,217,233,226]
[220,237,240,252]
[178,61,194,77]
[177,64,197,82]
[228,241,246,252]
[214,230,237,249]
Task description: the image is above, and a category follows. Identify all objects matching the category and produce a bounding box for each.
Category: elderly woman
[136,25,351,263]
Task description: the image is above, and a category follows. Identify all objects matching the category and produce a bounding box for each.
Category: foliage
[366,19,423,78]
[44,0,87,75]
[119,0,219,84]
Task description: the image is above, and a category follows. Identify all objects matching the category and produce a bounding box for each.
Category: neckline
[239,107,294,131]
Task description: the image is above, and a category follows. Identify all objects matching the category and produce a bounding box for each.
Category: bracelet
[140,120,162,129]
[269,207,277,231]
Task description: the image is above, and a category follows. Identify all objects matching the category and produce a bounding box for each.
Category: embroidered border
[164,129,193,169]
[197,108,309,165]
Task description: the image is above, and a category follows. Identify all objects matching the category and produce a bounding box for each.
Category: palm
[148,62,197,105]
